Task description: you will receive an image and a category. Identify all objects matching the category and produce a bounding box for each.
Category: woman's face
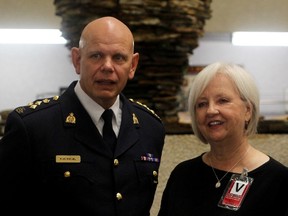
[195,74,252,143]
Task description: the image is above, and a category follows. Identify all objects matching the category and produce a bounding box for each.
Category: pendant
[215,181,221,188]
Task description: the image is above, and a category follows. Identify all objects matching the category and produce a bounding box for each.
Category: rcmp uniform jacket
[0,81,166,215]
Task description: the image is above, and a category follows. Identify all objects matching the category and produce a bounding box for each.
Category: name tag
[56,155,81,163]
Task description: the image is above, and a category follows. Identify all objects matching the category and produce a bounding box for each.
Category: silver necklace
[208,147,250,188]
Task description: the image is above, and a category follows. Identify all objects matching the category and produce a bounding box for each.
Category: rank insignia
[29,104,37,109]
[34,101,42,106]
[43,98,50,103]
[15,107,25,114]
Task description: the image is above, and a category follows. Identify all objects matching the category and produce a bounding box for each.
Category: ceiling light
[0,29,67,44]
[232,32,288,46]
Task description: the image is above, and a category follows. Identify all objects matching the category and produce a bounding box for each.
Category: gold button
[64,171,71,178]
[114,159,119,166]
[153,171,158,177]
[116,193,122,200]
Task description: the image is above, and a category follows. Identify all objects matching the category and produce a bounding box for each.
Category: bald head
[79,16,134,52]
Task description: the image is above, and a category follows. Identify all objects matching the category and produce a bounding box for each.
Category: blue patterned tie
[102,109,117,152]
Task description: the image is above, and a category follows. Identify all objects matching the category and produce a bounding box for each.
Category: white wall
[0,44,78,111]
[189,39,288,116]
[1,39,288,116]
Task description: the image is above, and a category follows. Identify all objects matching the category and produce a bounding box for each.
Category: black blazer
[0,81,165,216]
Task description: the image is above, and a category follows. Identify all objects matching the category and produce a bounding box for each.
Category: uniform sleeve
[0,111,33,208]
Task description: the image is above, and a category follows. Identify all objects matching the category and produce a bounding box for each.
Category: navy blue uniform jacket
[0,81,165,215]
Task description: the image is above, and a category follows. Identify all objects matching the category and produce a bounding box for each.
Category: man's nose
[101,58,113,72]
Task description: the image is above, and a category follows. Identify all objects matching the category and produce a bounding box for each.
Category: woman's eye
[219,98,229,104]
[197,102,207,108]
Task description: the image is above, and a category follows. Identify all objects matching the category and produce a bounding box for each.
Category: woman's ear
[245,101,252,121]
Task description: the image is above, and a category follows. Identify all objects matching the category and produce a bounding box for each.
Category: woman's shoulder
[268,157,288,172]
[254,156,288,179]
[172,153,206,173]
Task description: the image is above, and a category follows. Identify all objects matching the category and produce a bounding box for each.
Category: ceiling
[0,0,287,32]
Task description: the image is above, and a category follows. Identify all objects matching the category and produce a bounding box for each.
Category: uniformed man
[0,16,165,215]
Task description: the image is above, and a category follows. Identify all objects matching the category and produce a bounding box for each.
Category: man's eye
[91,53,101,59]
[114,54,126,62]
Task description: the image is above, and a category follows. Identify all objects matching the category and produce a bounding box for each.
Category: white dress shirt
[74,81,122,137]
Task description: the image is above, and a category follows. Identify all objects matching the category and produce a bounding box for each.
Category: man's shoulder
[14,96,60,117]
[128,98,162,122]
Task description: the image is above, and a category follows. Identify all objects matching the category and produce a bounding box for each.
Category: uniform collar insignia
[65,112,76,124]
[132,113,139,125]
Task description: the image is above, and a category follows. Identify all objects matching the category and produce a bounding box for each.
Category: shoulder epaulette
[129,98,161,120]
[14,95,60,116]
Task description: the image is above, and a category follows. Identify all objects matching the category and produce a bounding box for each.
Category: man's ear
[71,47,81,74]
[129,52,139,79]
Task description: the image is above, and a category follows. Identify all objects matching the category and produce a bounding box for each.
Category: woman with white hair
[158,62,288,216]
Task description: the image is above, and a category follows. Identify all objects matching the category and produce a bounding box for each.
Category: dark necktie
[102,109,117,152]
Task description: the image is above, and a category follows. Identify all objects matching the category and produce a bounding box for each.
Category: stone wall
[53,0,212,122]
